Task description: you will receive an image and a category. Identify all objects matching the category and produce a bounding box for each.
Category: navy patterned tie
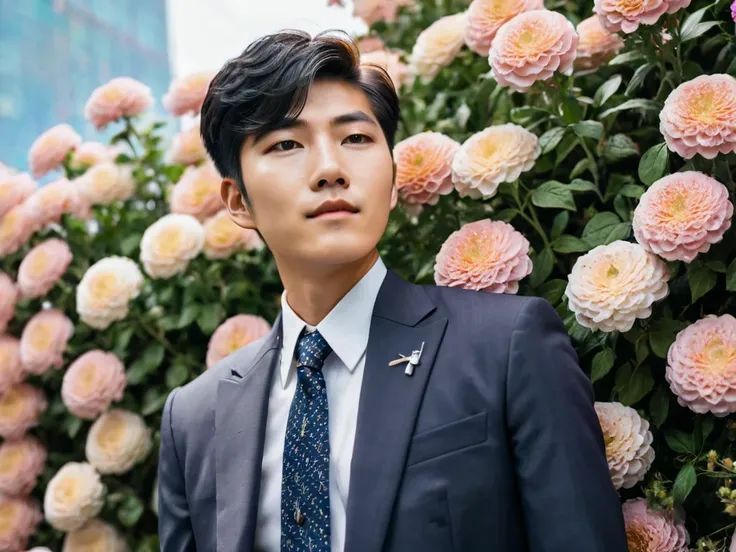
[281,328,333,551]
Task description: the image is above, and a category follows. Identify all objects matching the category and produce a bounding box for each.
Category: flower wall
[1,0,736,549]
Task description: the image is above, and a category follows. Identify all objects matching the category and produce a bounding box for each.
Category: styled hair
[200,29,400,201]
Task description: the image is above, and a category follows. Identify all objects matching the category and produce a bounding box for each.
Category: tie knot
[295,328,332,371]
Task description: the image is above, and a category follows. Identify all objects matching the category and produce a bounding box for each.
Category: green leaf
[635,336,650,365]
[687,264,717,302]
[608,51,645,66]
[539,127,567,155]
[582,212,631,247]
[706,261,727,273]
[619,184,646,199]
[570,158,594,180]
[638,143,669,186]
[551,235,591,253]
[142,388,169,416]
[649,386,670,427]
[127,344,165,385]
[594,75,622,107]
[649,318,688,358]
[726,258,736,291]
[118,495,145,527]
[567,179,599,194]
[615,363,654,406]
[599,99,662,119]
[65,416,83,438]
[197,304,225,335]
[494,209,518,222]
[531,181,576,211]
[603,134,638,162]
[665,430,695,454]
[591,348,616,382]
[537,279,567,304]
[114,327,136,356]
[682,21,720,42]
[561,96,583,124]
[166,362,190,388]
[529,247,554,288]
[120,233,142,256]
[625,63,655,96]
[572,121,604,141]
[550,211,569,239]
[177,305,200,329]
[672,464,697,505]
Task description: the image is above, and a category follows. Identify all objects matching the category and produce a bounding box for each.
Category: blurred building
[0,0,173,174]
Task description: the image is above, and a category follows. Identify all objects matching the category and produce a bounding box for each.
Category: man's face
[223,78,397,268]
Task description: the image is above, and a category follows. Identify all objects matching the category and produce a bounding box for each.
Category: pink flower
[203,210,263,260]
[489,10,579,93]
[361,49,411,92]
[633,171,733,263]
[69,142,120,169]
[434,219,533,294]
[206,315,272,368]
[169,163,223,221]
[660,74,736,159]
[622,498,689,552]
[0,496,42,552]
[393,131,460,206]
[0,336,24,396]
[84,77,154,130]
[0,273,17,334]
[464,0,544,56]
[20,309,74,376]
[27,124,82,178]
[25,178,91,227]
[595,0,690,33]
[0,384,47,439]
[17,239,73,299]
[353,0,415,25]
[167,125,207,166]
[0,435,47,496]
[62,350,126,420]
[0,204,37,257]
[732,0,736,22]
[357,36,386,54]
[0,172,35,219]
[163,71,216,117]
[575,15,625,70]
[409,12,468,81]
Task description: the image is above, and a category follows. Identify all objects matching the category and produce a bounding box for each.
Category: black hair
[200,29,400,201]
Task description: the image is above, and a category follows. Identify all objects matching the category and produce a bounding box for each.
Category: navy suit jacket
[157,269,629,552]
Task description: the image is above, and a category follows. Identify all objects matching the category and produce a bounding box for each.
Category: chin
[305,234,379,266]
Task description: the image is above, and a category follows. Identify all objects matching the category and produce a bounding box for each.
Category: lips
[307,199,359,218]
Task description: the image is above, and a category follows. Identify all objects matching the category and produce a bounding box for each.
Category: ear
[389,160,398,210]
[221,178,257,229]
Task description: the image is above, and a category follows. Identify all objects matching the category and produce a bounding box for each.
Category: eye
[268,140,301,152]
[344,134,372,144]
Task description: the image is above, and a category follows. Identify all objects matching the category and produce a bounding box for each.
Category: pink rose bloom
[203,210,263,260]
[0,435,47,496]
[0,171,35,219]
[163,71,216,117]
[25,178,91,227]
[0,204,37,257]
[0,336,25,396]
[464,0,544,56]
[207,315,272,368]
[0,384,47,439]
[434,219,533,294]
[357,36,386,54]
[0,496,42,552]
[167,125,207,166]
[169,163,224,221]
[0,273,17,334]
[20,309,74,376]
[27,123,82,178]
[84,77,154,130]
[361,49,411,92]
[595,0,690,33]
[575,15,625,70]
[62,350,126,420]
[353,0,415,25]
[70,141,120,169]
[732,0,736,22]
[17,238,73,299]
[622,498,689,552]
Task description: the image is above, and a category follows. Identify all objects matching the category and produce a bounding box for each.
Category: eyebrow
[252,110,377,145]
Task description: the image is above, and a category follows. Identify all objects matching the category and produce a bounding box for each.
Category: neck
[277,250,380,327]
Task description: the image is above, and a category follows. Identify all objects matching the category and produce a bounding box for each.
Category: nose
[310,141,350,191]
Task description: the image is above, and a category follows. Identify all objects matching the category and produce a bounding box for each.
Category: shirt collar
[279,257,387,388]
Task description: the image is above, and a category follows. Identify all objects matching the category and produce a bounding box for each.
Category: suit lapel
[345,272,448,552]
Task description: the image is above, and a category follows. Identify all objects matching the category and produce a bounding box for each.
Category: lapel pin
[388,342,425,376]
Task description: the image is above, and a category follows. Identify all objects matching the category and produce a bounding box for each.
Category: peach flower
[622,498,689,552]
[163,71,216,117]
[0,336,24,395]
[0,204,36,257]
[489,9,578,93]
[28,124,82,178]
[575,15,625,70]
[140,214,205,279]
[86,408,152,474]
[203,210,263,260]
[0,172,35,219]
[84,77,154,130]
[69,141,120,170]
[17,238,73,299]
[169,163,223,220]
[595,0,690,33]
[77,162,136,206]
[0,384,47,439]
[0,496,42,551]
[660,74,736,159]
[361,49,411,92]
[44,462,104,532]
[62,518,127,552]
[167,125,207,166]
[62,350,127,420]
[633,172,733,263]
[565,241,670,332]
[0,273,17,334]
[0,436,47,496]
[434,219,533,294]
[409,12,468,81]
[20,309,74,375]
[353,0,415,25]
[25,178,90,226]
[206,314,272,368]
[464,0,544,56]
[76,256,144,330]
[666,314,736,417]
[357,35,386,54]
[393,131,460,206]
[452,123,540,199]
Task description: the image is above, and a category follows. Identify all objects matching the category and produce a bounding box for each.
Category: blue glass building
[0,0,173,176]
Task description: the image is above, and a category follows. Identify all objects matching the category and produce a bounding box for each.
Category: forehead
[296,79,378,124]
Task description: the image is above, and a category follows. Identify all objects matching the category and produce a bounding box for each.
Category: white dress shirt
[254,257,388,552]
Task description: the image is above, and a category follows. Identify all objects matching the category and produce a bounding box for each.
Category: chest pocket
[406,411,487,467]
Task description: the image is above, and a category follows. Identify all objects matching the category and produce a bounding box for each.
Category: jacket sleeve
[506,297,629,552]
[158,387,197,552]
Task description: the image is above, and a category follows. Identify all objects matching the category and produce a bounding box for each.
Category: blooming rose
[20,309,74,375]
[361,49,411,92]
[207,314,272,368]
[622,498,689,552]
[732,0,736,22]
[203,210,262,260]
[69,141,120,169]
[393,131,460,206]
[451,123,540,199]
[565,241,670,332]
[169,163,223,220]
[464,0,544,56]
[595,0,690,33]
[0,203,36,257]
[28,124,82,178]
[167,125,207,166]
[140,214,205,279]
[0,384,47,439]
[62,350,127,420]
[0,336,24,395]
[357,35,385,54]
[409,12,468,81]
[489,10,578,93]
[86,409,152,474]
[575,15,624,70]
[0,496,42,551]
[84,77,154,130]
[0,171,35,219]
[76,256,144,330]
[77,162,136,206]
[633,172,733,263]
[163,71,215,117]
[25,178,90,226]
[44,462,104,532]
[17,238,73,299]
[62,518,127,552]
[0,435,47,496]
[352,0,415,25]
[0,273,17,334]
[660,74,736,159]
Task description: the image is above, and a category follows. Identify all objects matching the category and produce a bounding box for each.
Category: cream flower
[0,496,42,551]
[0,171,35,219]
[169,163,223,221]
[167,125,207,166]
[62,518,127,552]
[20,309,74,375]
[140,214,205,279]
[163,71,216,117]
[44,462,104,532]
[69,142,120,169]
[575,15,625,70]
[0,203,37,257]
[86,409,152,474]
[622,498,689,552]
[203,210,263,260]
[0,273,17,335]
[665,314,736,417]
[451,123,540,199]
[206,315,272,368]
[17,238,73,299]
[76,257,144,330]
[28,124,82,178]
[77,163,136,206]
[0,435,47,496]
[0,336,24,395]
[489,9,578,93]
[409,12,468,81]
[595,0,690,33]
[464,0,544,56]
[659,74,736,160]
[62,350,127,420]
[0,384,47,439]
[565,241,670,332]
[633,172,733,263]
[25,178,91,226]
[434,219,533,294]
[394,131,460,206]
[84,77,154,130]
[361,49,411,92]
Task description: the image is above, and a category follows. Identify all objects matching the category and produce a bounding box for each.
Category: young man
[157,30,629,552]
